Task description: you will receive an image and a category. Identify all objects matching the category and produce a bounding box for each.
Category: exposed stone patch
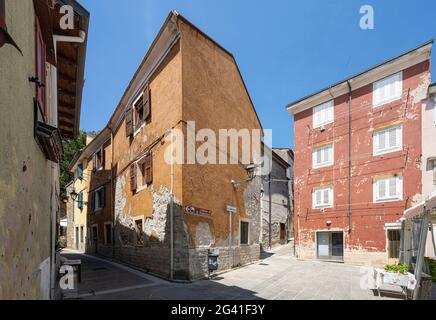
[195,222,212,247]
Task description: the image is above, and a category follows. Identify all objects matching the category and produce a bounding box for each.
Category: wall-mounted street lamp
[70,191,78,202]
[231,162,257,188]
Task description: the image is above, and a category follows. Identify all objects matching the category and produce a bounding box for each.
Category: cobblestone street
[61,245,413,300]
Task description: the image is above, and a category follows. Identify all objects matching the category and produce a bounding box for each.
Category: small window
[80,226,84,243]
[373,125,402,156]
[313,100,334,128]
[313,187,333,209]
[374,176,403,203]
[93,147,104,171]
[105,224,112,245]
[240,221,249,245]
[134,95,144,130]
[373,72,402,108]
[135,219,144,246]
[93,187,105,211]
[387,230,401,259]
[78,192,83,210]
[77,163,83,179]
[313,144,333,168]
[137,154,153,190]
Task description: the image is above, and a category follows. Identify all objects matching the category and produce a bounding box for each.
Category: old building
[67,11,265,281]
[260,149,294,250]
[0,0,89,299]
[287,41,432,266]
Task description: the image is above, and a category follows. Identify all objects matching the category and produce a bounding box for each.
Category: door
[75,227,79,250]
[92,226,98,253]
[317,231,344,261]
[280,223,286,243]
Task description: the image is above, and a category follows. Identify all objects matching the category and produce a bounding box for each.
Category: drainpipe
[268,173,272,249]
[170,130,175,280]
[109,127,115,260]
[347,81,353,234]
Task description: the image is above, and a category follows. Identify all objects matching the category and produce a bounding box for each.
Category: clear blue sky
[78,0,436,149]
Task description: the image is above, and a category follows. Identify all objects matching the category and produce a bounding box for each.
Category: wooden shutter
[90,191,95,212]
[130,163,137,192]
[145,153,153,185]
[35,16,46,121]
[143,83,151,120]
[125,108,133,137]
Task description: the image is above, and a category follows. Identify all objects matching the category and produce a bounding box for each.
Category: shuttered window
[78,192,83,210]
[130,163,137,192]
[373,125,402,155]
[132,83,151,135]
[312,187,333,209]
[373,72,402,108]
[136,153,153,191]
[240,221,249,245]
[373,176,403,202]
[313,144,333,168]
[35,16,47,121]
[77,163,83,179]
[94,187,105,211]
[313,100,334,128]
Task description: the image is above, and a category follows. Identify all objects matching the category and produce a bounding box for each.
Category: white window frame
[373,72,403,108]
[133,92,145,137]
[104,222,113,245]
[313,100,334,129]
[94,186,105,211]
[93,146,104,171]
[312,144,334,169]
[136,154,150,193]
[312,187,334,209]
[373,176,403,203]
[373,125,403,156]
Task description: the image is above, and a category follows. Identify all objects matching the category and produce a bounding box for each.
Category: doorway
[75,227,79,250]
[92,226,98,253]
[317,231,344,262]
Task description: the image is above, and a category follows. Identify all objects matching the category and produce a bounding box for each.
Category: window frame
[78,191,84,210]
[312,143,334,169]
[373,125,403,156]
[93,146,104,172]
[104,222,113,245]
[133,93,145,136]
[94,186,105,211]
[77,163,84,179]
[312,187,334,209]
[373,176,403,203]
[313,100,334,129]
[239,220,250,246]
[373,72,403,108]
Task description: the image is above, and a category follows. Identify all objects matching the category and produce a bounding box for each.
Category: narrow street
[61,245,407,300]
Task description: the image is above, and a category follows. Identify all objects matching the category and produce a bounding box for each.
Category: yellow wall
[0,0,51,299]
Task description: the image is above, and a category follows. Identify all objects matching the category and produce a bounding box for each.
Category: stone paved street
[61,245,417,300]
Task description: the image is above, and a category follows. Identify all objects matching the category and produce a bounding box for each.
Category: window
[77,163,83,179]
[313,100,334,128]
[313,187,333,209]
[135,219,144,246]
[93,147,104,171]
[240,221,249,245]
[387,230,401,259]
[134,95,144,130]
[136,153,153,190]
[35,16,47,121]
[373,125,402,156]
[91,187,105,212]
[80,226,84,243]
[373,176,403,203]
[105,223,112,245]
[313,144,333,168]
[373,72,402,107]
[78,192,83,210]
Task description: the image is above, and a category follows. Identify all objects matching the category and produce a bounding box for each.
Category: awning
[403,192,436,220]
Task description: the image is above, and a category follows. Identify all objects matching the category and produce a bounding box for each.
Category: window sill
[373,148,403,157]
[373,97,402,109]
[313,121,333,130]
[133,123,146,137]
[136,185,148,194]
[313,163,334,170]
[374,198,403,204]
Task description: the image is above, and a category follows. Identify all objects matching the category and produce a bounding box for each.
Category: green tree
[60,131,87,200]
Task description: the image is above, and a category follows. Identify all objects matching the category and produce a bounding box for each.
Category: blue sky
[78,0,436,149]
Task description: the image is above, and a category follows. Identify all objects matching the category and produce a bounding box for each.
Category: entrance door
[92,226,98,253]
[317,231,344,261]
[75,227,79,250]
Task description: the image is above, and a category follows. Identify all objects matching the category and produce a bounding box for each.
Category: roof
[287,40,433,114]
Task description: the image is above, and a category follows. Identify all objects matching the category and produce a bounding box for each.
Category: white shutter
[373,72,402,107]
[313,100,333,128]
[378,180,386,199]
[389,178,397,197]
[388,128,397,148]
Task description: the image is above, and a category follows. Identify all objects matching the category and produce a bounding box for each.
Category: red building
[287,41,432,266]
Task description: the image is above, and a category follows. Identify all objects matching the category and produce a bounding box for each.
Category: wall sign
[184,205,211,217]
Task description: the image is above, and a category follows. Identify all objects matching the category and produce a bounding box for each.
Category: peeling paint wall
[293,60,429,266]
[0,1,51,299]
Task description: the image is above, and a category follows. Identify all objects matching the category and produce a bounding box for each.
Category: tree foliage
[60,131,87,200]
